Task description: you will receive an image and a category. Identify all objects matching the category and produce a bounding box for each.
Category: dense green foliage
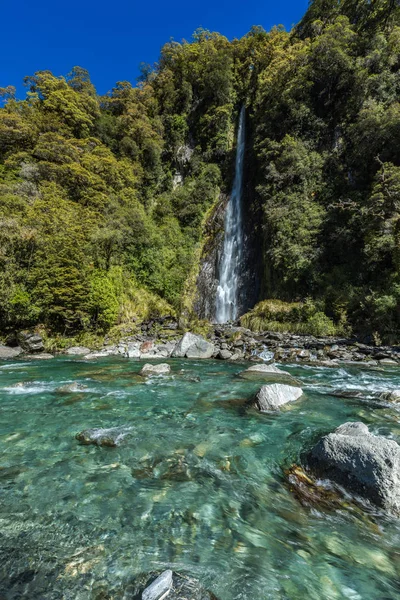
[1,0,400,340]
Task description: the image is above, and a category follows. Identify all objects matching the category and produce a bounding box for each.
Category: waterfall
[215,106,246,324]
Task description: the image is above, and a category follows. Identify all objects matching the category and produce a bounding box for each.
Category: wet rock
[239,363,301,385]
[56,382,89,394]
[379,358,398,365]
[65,346,91,355]
[253,383,303,412]
[379,390,400,403]
[140,363,171,376]
[0,345,23,359]
[286,465,347,510]
[218,349,233,360]
[134,571,218,600]
[84,351,112,360]
[331,389,365,399]
[307,421,400,512]
[17,331,44,353]
[76,426,132,447]
[142,569,173,600]
[25,353,54,360]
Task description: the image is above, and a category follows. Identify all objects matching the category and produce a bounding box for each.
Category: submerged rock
[240,363,301,385]
[307,421,400,512]
[140,363,171,376]
[56,382,89,394]
[65,346,91,355]
[0,345,23,359]
[253,384,303,412]
[133,570,218,600]
[76,426,132,447]
[379,390,400,403]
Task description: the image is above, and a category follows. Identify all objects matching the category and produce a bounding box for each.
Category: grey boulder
[254,383,303,412]
[240,363,301,385]
[307,421,400,512]
[140,363,171,376]
[65,346,91,356]
[0,345,23,359]
[172,332,214,359]
[17,332,44,353]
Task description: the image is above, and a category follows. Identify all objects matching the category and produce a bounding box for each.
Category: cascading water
[215,106,246,323]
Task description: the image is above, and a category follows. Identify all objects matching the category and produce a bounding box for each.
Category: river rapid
[1,356,400,599]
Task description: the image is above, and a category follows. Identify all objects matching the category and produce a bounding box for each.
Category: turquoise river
[1,356,400,599]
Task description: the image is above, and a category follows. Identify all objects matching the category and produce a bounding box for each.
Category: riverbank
[1,321,400,365]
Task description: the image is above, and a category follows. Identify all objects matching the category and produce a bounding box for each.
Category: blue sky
[1,0,309,98]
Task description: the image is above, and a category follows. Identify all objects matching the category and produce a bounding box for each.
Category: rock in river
[253,384,303,412]
[240,363,301,385]
[140,363,171,376]
[134,570,218,600]
[307,422,400,513]
[379,390,400,403]
[17,331,44,353]
[76,426,132,447]
[56,382,89,394]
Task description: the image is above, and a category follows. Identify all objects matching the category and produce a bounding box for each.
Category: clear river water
[2,356,400,599]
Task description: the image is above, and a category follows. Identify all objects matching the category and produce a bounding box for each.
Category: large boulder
[0,345,23,359]
[307,422,400,513]
[76,426,132,447]
[65,346,91,356]
[240,363,301,385]
[172,332,214,359]
[126,342,141,358]
[140,363,171,376]
[134,570,218,600]
[17,332,44,353]
[253,383,303,412]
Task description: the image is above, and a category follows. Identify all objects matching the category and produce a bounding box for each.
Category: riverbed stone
[76,426,132,447]
[0,345,23,359]
[218,349,233,360]
[140,363,171,376]
[172,332,214,359]
[379,390,400,403]
[56,382,89,393]
[65,346,91,355]
[253,383,303,412]
[307,421,400,512]
[126,342,141,358]
[135,570,218,600]
[25,353,54,360]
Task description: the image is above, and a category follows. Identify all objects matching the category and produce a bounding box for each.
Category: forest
[1,0,400,342]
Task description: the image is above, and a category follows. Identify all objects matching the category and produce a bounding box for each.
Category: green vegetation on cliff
[1,0,400,340]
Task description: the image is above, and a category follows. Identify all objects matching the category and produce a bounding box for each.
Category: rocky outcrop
[17,332,44,353]
[253,383,303,412]
[76,426,132,447]
[0,345,23,359]
[134,570,218,600]
[307,422,400,513]
[140,363,171,376]
[172,332,214,359]
[65,346,90,355]
[56,382,88,393]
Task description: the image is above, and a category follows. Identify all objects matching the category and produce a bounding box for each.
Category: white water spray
[215,106,246,323]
